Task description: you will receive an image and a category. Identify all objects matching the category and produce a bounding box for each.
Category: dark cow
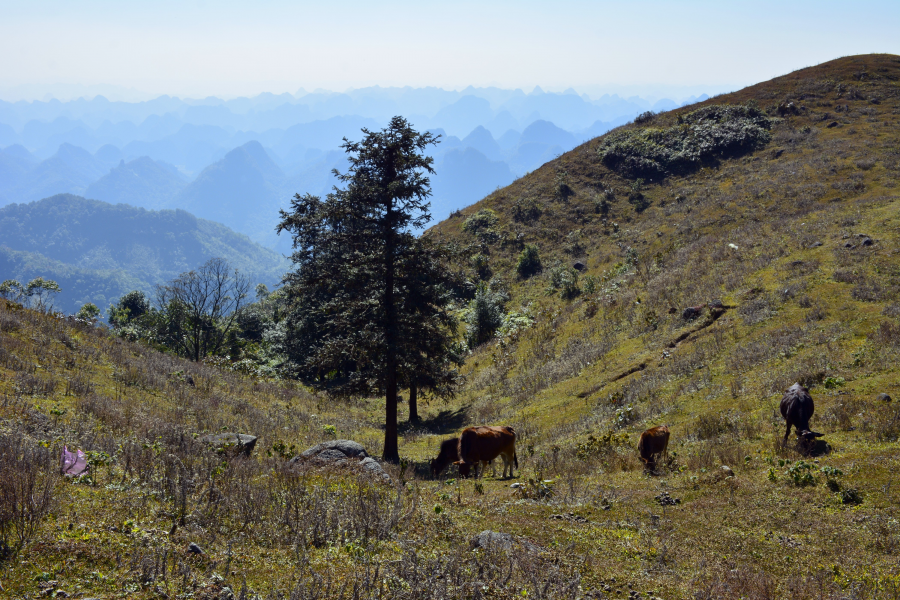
[638,425,670,470]
[430,438,493,478]
[780,382,824,445]
[455,426,518,479]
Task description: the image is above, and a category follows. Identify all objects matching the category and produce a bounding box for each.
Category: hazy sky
[1,0,898,100]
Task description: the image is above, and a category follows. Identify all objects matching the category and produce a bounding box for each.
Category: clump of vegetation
[512,196,542,223]
[464,282,507,347]
[547,265,580,299]
[462,208,500,241]
[516,244,542,279]
[598,103,773,179]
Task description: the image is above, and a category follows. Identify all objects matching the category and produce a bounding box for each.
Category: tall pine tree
[276,117,459,462]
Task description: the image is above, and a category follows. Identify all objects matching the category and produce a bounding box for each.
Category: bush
[598,103,773,179]
[516,244,542,279]
[75,303,101,322]
[462,209,499,241]
[547,266,580,300]
[465,283,506,347]
[512,197,542,223]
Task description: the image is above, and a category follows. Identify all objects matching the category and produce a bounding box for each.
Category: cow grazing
[430,438,493,478]
[455,426,518,479]
[780,382,824,445]
[638,425,670,470]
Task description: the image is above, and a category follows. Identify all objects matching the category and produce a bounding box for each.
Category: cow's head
[454,460,473,477]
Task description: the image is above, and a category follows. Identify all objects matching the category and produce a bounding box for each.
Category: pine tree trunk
[409,383,419,422]
[383,367,400,463]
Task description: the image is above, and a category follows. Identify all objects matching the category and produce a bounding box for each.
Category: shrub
[512,197,542,223]
[75,303,101,322]
[598,103,773,179]
[462,209,499,241]
[516,244,542,279]
[464,283,506,347]
[547,266,581,300]
[0,435,58,561]
[555,170,574,201]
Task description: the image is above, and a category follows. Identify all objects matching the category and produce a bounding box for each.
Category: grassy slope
[2,54,900,599]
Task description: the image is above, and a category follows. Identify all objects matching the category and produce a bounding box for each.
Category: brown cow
[638,425,670,470]
[455,426,518,479]
[780,382,824,445]
[430,438,493,478]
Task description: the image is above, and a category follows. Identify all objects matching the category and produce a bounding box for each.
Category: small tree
[276,117,460,462]
[75,303,101,322]
[465,283,506,347]
[155,258,251,361]
[0,278,61,311]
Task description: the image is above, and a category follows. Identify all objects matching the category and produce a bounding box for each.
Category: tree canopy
[276,116,460,463]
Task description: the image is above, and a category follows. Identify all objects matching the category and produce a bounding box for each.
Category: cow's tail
[514,451,518,470]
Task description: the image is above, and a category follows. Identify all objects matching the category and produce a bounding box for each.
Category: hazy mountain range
[0,86,708,248]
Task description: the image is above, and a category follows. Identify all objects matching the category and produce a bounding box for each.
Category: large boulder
[301,439,368,459]
[290,440,390,482]
[199,433,257,457]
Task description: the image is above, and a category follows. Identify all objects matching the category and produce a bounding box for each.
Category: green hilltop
[0,194,289,313]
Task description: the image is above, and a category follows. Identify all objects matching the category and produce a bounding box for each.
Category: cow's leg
[783,422,791,446]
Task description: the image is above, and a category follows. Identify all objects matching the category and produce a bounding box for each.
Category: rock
[198,433,257,457]
[809,241,823,248]
[360,456,391,481]
[720,465,735,478]
[573,261,586,272]
[470,530,542,553]
[292,440,391,483]
[188,542,204,554]
[827,121,838,128]
[843,242,856,249]
[301,439,368,459]
[878,393,892,402]
[708,299,724,310]
[861,237,874,246]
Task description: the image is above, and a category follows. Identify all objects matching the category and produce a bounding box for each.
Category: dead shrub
[0,434,58,561]
[870,321,900,348]
[833,269,862,284]
[14,372,57,396]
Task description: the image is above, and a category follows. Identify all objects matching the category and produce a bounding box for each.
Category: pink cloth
[61,446,88,476]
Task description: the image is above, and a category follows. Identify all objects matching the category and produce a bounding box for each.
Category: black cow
[780,382,824,445]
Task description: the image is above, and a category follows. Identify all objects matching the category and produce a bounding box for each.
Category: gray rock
[862,237,874,247]
[301,439,368,459]
[360,456,391,481]
[573,261,586,272]
[878,393,892,402]
[314,448,350,464]
[188,542,204,554]
[720,465,735,478]
[809,241,823,248]
[199,433,257,457]
[470,530,542,553]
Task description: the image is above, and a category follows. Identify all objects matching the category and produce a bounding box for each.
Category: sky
[1,0,898,101]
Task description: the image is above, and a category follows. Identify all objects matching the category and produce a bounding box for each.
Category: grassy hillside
[3,54,900,599]
[0,194,289,313]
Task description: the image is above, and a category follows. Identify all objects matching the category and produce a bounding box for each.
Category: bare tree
[155,258,251,361]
